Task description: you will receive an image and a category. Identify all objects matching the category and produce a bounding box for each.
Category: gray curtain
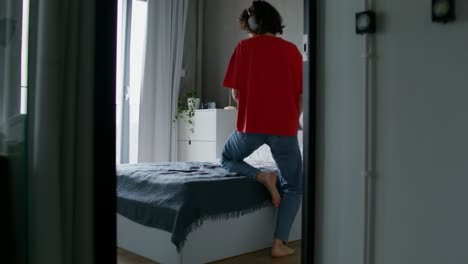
[138,0,189,162]
[0,1,25,263]
[0,1,22,152]
[28,0,98,263]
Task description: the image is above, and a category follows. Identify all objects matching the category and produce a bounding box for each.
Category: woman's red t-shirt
[223,35,303,136]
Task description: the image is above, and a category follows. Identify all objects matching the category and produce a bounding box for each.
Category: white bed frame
[117,205,302,264]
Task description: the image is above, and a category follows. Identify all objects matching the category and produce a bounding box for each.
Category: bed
[117,135,303,264]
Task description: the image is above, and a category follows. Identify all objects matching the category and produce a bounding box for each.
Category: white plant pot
[187,98,200,110]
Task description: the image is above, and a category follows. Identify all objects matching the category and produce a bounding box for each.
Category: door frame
[93,0,318,263]
[301,0,317,263]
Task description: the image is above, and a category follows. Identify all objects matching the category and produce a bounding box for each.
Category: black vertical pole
[302,0,317,263]
[1,156,13,263]
[94,0,117,263]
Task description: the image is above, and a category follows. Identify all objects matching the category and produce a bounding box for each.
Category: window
[116,0,147,164]
[20,0,30,114]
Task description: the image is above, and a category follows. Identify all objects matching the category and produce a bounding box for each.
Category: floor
[117,240,301,264]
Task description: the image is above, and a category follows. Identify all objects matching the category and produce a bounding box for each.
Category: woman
[220,0,303,258]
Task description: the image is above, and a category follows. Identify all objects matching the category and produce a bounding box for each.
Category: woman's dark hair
[239,0,285,35]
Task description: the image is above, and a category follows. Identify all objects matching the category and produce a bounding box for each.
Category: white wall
[316,0,366,263]
[373,1,468,263]
[317,0,468,264]
[202,0,303,107]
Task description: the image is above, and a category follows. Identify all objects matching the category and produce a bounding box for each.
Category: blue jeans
[220,131,303,242]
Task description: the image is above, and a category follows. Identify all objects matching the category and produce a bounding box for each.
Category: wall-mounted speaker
[356,10,376,34]
[432,0,456,23]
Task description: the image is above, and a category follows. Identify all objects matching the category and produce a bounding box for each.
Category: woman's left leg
[220,131,281,207]
[267,135,303,256]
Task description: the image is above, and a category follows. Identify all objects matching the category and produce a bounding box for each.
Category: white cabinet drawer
[177,140,217,162]
[177,111,216,141]
[176,109,236,161]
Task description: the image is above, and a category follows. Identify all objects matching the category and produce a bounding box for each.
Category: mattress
[116,160,278,251]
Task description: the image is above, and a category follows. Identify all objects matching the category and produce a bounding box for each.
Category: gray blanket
[116,161,275,251]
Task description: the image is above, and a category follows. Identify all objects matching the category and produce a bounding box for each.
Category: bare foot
[271,239,295,257]
[256,171,281,207]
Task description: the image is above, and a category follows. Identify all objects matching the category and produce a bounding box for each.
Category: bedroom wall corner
[202,0,304,108]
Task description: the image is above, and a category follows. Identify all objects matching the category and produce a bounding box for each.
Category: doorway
[114,0,315,264]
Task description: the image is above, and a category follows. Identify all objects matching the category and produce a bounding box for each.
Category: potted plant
[186,89,200,111]
[174,89,200,133]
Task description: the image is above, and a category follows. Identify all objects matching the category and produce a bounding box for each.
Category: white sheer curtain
[138,0,189,162]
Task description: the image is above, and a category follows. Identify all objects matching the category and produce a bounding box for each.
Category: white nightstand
[177,109,237,161]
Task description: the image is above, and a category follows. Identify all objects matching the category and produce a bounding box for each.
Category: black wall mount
[432,0,456,23]
[356,10,376,34]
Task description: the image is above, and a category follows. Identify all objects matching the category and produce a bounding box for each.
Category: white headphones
[247,8,259,32]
